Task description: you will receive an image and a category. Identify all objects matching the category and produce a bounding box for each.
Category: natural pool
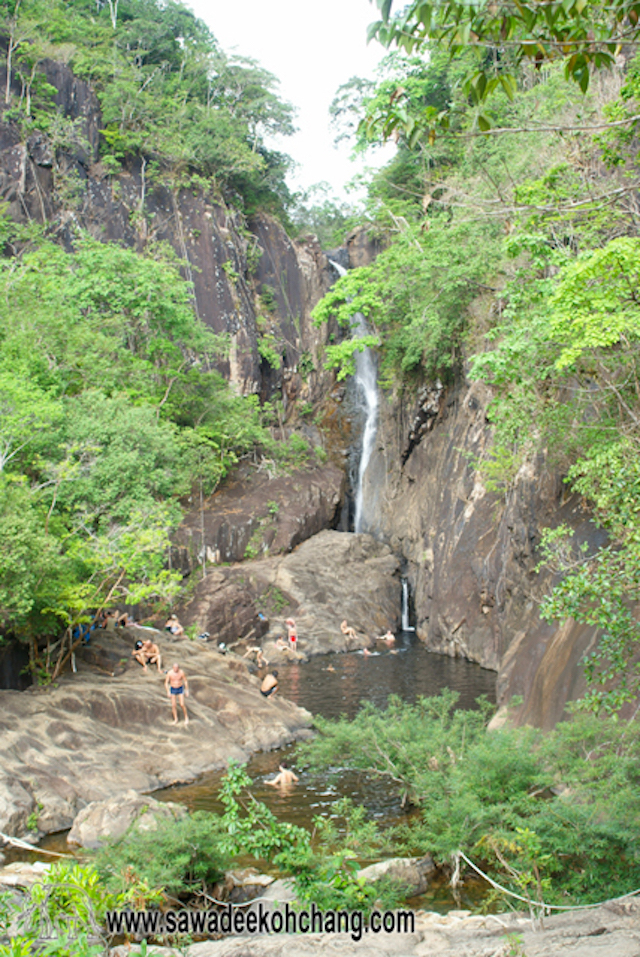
[154,635,497,912]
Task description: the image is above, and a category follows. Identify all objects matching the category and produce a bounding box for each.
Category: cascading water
[401,579,415,632]
[329,261,379,533]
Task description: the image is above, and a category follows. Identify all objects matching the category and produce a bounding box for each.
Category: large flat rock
[0,630,311,838]
[182,530,401,655]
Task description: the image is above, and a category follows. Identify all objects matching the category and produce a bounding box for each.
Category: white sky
[186,0,396,202]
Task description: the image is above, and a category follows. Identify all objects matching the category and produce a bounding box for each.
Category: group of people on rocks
[107,606,397,733]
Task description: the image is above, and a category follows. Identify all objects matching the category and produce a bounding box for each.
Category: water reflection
[276,633,496,721]
[156,637,496,842]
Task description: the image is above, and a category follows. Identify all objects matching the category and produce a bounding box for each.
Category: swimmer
[379,630,396,645]
[325,664,336,672]
[266,763,299,788]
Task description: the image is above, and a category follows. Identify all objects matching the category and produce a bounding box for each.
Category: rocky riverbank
[0,628,311,839]
[107,897,640,957]
[0,529,406,840]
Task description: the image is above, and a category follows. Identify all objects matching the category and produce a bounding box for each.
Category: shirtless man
[165,662,189,725]
[266,763,298,788]
[379,630,396,645]
[341,620,357,642]
[132,638,162,673]
[285,618,297,653]
[260,670,279,698]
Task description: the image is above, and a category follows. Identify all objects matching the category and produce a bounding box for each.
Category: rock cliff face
[174,461,344,569]
[0,58,336,400]
[361,373,607,729]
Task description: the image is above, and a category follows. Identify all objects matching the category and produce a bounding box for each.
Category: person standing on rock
[285,618,297,653]
[165,662,189,725]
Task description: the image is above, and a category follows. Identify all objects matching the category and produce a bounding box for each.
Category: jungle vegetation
[316,37,640,714]
[0,0,316,678]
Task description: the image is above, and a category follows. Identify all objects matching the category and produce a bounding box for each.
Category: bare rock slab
[114,898,640,957]
[67,790,187,849]
[358,855,436,896]
[0,631,311,838]
[183,530,401,655]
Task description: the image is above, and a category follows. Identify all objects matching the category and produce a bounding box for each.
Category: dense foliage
[0,221,300,678]
[94,763,403,915]
[299,693,640,907]
[368,0,640,138]
[314,32,640,709]
[1,0,295,217]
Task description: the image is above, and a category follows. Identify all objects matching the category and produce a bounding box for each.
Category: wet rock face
[176,461,344,568]
[0,629,311,837]
[181,530,401,655]
[362,376,607,729]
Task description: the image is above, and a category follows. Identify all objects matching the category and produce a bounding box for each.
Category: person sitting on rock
[104,610,118,632]
[132,638,162,673]
[165,662,189,725]
[341,620,357,643]
[266,762,298,788]
[275,636,287,651]
[260,670,279,698]
[165,614,184,636]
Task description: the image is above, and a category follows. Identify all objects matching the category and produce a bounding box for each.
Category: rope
[457,850,640,912]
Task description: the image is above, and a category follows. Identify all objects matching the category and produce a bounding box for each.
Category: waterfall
[401,579,415,632]
[329,261,379,534]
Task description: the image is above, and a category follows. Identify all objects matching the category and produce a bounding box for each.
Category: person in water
[165,662,189,725]
[379,630,396,645]
[266,762,299,788]
[260,670,279,698]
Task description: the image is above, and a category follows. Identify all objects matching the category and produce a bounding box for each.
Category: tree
[367,0,640,137]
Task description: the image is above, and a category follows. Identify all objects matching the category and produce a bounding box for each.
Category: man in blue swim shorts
[165,662,189,725]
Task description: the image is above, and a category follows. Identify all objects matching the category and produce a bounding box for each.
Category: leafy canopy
[367,0,640,137]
